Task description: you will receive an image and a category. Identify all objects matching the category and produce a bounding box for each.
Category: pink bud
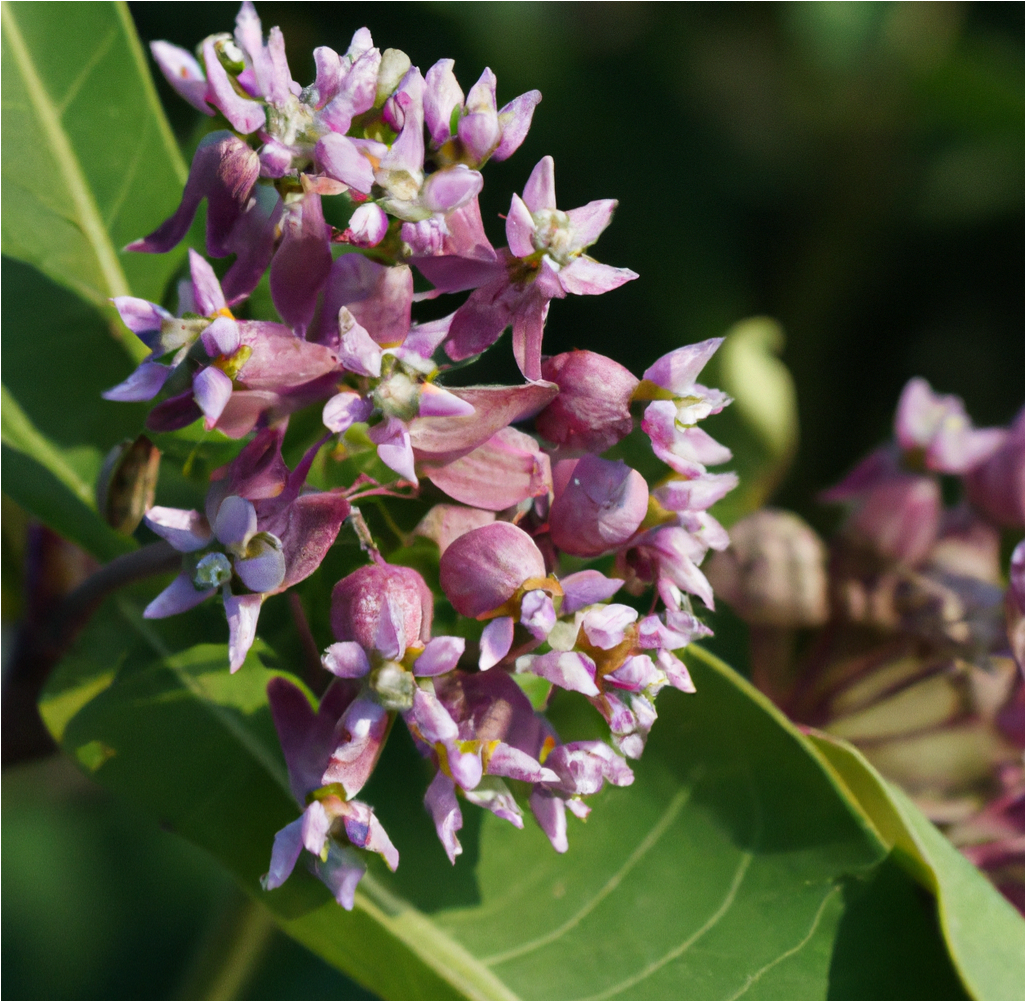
[439,522,546,618]
[331,563,433,654]
[549,456,648,557]
[535,351,639,453]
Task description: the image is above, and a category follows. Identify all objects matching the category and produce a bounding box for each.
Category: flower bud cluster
[708,378,1023,910]
[112,3,739,908]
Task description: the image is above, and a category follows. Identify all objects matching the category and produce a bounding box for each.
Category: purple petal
[225,592,263,672]
[581,604,639,650]
[276,491,352,591]
[407,686,459,745]
[421,165,484,214]
[188,249,226,315]
[322,641,371,678]
[377,75,425,180]
[479,616,514,670]
[313,843,366,910]
[565,199,617,252]
[422,426,551,512]
[606,654,661,692]
[311,45,342,107]
[373,595,407,661]
[656,648,696,693]
[520,590,556,640]
[369,418,417,484]
[492,90,543,161]
[523,155,556,213]
[345,203,389,247]
[464,779,524,828]
[262,818,304,890]
[505,194,537,259]
[201,316,241,357]
[654,472,739,513]
[234,535,286,593]
[529,788,568,853]
[558,257,638,296]
[424,59,464,146]
[417,383,475,418]
[214,495,257,547]
[259,138,294,178]
[143,506,213,552]
[486,743,558,784]
[201,38,265,134]
[111,297,172,344]
[102,360,171,402]
[410,380,558,463]
[511,292,549,382]
[323,391,373,434]
[560,570,624,613]
[425,771,463,864]
[414,636,466,676]
[193,367,233,430]
[301,800,331,857]
[220,186,282,305]
[528,651,599,696]
[150,41,211,114]
[143,573,214,619]
[337,310,383,377]
[128,132,259,256]
[322,698,389,798]
[643,339,724,395]
[316,133,375,193]
[270,194,332,333]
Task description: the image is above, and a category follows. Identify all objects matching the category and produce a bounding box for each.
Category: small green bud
[370,661,415,712]
[195,552,233,589]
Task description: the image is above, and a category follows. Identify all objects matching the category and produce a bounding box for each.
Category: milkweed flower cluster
[707,378,1024,909]
[116,3,737,909]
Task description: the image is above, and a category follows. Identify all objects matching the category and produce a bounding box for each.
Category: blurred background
[3,2,1022,997]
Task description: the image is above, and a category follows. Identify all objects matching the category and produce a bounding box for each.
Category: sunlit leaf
[1,386,134,561]
[809,730,1025,1002]
[1,0,187,360]
[42,601,968,1000]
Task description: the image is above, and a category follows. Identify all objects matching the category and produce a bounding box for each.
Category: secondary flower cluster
[707,378,1024,909]
[115,3,737,909]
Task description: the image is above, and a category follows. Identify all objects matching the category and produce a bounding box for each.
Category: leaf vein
[483,787,692,966]
[0,2,132,307]
[727,885,842,1000]
[55,26,118,117]
[586,850,754,1000]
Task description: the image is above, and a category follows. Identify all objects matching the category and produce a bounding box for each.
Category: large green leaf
[42,599,968,1000]
[1,386,134,561]
[808,731,1025,1002]
[1,0,187,359]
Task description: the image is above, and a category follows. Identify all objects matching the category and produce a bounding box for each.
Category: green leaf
[1,0,187,360]
[808,731,1025,1001]
[43,598,971,999]
[1,385,134,560]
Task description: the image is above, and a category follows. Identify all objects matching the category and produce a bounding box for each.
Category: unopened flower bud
[535,351,639,453]
[331,563,433,656]
[549,456,648,557]
[704,510,829,627]
[375,48,411,107]
[439,522,546,618]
